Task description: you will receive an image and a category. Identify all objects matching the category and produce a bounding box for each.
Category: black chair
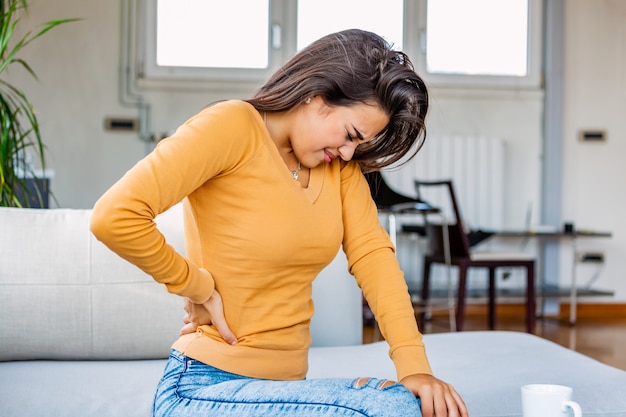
[415,179,536,333]
[364,171,456,332]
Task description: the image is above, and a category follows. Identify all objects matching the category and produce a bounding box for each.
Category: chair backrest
[414,179,472,259]
[364,171,421,210]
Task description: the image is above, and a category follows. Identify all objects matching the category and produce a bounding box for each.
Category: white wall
[5,0,625,302]
[560,0,626,301]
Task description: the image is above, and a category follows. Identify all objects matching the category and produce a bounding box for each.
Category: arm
[340,163,431,377]
[339,164,467,417]
[90,101,259,305]
[89,145,216,304]
[90,130,216,304]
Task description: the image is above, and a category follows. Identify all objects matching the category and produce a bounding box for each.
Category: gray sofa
[1,204,626,417]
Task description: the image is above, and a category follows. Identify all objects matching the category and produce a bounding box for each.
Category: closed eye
[346,128,364,143]
[353,128,364,141]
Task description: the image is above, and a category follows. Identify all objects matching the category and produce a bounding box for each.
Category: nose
[337,142,358,161]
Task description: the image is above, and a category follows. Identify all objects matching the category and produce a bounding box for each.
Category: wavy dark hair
[245,29,429,171]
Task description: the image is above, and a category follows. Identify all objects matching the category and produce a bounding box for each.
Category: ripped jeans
[152,350,422,417]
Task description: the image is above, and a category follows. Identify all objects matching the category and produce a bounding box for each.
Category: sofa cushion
[0,359,166,417]
[0,205,186,361]
[309,331,626,417]
[2,331,626,417]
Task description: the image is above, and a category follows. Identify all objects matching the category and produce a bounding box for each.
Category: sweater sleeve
[90,101,262,303]
[339,163,433,380]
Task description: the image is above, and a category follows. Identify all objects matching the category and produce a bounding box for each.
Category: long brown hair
[246,29,429,171]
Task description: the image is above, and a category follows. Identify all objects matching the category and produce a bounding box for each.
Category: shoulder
[173,100,265,147]
[331,161,372,200]
[189,100,260,126]
[157,100,265,167]
[209,99,258,115]
[338,160,365,183]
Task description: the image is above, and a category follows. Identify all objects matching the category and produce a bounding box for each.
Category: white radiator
[384,135,505,231]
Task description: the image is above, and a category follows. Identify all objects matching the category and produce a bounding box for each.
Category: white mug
[521,384,582,417]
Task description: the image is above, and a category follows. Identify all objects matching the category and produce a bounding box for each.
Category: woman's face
[291,96,389,168]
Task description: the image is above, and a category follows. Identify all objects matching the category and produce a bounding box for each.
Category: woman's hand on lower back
[180,291,237,345]
[180,297,210,335]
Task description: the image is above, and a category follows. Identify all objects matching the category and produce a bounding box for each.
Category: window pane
[426,0,528,76]
[156,0,269,69]
[297,0,404,51]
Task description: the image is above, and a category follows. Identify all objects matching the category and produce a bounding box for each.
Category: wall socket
[104,117,139,132]
[578,129,606,142]
[578,252,605,263]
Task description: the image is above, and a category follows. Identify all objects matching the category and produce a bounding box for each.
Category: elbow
[90,198,115,244]
[90,195,156,248]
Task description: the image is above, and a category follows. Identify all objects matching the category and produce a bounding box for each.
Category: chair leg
[456,266,468,331]
[526,262,536,334]
[488,268,497,330]
[418,260,432,327]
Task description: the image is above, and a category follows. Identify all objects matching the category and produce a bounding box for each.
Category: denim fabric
[153,350,422,417]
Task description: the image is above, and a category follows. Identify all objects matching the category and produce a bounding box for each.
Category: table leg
[570,237,578,325]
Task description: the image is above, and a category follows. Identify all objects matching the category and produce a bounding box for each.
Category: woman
[91,29,467,417]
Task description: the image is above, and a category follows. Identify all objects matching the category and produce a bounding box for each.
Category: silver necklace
[291,162,302,180]
[264,111,302,181]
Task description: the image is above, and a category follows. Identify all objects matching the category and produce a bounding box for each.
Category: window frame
[136,0,296,89]
[134,0,542,90]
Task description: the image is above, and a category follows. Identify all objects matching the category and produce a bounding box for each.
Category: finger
[183,298,192,313]
[449,386,469,417]
[433,385,452,417]
[180,322,198,336]
[418,388,434,417]
[437,384,466,417]
[211,314,238,345]
[204,291,238,345]
[442,391,460,417]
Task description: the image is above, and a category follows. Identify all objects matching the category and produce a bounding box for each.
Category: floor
[363,309,626,371]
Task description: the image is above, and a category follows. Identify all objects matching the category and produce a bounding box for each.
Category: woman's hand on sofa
[400,373,468,417]
[180,292,238,345]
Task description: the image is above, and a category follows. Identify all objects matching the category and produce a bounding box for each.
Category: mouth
[323,150,337,163]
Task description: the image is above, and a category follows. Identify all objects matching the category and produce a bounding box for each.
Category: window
[135,0,542,89]
[426,0,528,76]
[155,0,269,69]
[417,0,542,87]
[140,0,275,82]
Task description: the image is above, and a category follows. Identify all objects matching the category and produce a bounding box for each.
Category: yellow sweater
[91,100,432,381]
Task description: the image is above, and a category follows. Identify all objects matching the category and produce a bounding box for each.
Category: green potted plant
[0,0,76,207]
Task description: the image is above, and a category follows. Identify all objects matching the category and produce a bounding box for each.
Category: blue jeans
[153,350,422,417]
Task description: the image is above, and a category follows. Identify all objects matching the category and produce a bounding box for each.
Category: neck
[262,110,295,153]
[262,110,300,165]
